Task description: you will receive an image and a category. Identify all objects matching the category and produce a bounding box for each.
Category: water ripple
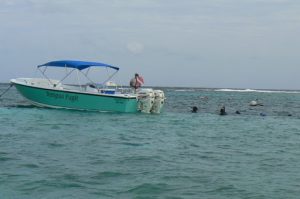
[1,85,300,198]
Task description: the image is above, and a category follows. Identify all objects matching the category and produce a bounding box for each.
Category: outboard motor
[137,89,155,113]
[151,90,165,114]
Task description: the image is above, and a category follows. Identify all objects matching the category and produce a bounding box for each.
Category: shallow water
[1,84,300,198]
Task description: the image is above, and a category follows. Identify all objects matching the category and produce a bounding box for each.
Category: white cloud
[126,42,144,54]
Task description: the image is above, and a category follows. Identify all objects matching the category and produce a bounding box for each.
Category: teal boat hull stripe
[13,83,138,113]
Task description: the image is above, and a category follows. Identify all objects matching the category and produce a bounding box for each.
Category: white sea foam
[215,88,300,94]
[174,89,196,92]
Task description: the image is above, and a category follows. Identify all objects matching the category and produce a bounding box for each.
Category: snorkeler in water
[220,105,227,115]
[191,106,198,113]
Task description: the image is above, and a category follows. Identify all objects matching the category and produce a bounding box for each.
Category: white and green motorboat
[10,60,165,113]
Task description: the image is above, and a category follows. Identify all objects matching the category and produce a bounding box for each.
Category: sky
[0,0,299,89]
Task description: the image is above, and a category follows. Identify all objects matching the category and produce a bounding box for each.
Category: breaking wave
[174,89,196,92]
[214,88,300,94]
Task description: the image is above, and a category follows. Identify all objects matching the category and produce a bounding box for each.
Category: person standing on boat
[130,73,144,90]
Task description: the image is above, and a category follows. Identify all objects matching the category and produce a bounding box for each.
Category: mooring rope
[0,84,13,98]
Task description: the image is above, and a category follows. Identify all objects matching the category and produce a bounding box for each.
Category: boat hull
[13,83,138,113]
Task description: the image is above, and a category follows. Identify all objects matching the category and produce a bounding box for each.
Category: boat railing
[17,78,62,88]
[59,83,135,96]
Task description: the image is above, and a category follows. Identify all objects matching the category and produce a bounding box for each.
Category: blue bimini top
[37,60,119,71]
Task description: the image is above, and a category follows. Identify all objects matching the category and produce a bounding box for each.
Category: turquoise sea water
[1,84,300,198]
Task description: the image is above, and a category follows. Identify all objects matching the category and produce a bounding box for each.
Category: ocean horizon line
[1,82,299,92]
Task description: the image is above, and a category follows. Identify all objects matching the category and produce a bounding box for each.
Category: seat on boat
[86,84,98,93]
